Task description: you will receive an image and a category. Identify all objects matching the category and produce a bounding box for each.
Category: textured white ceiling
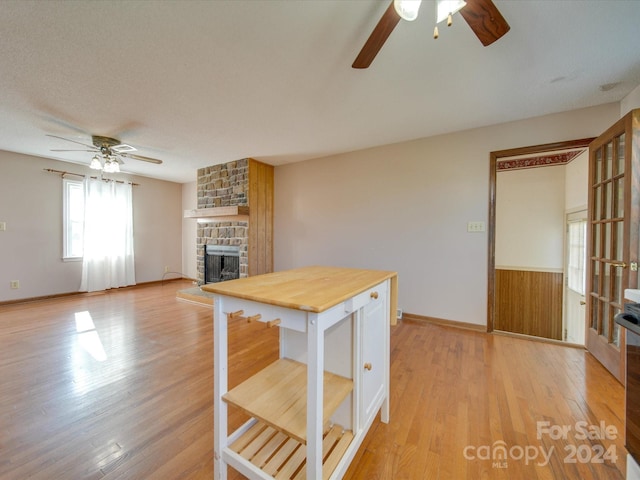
[0,0,639,183]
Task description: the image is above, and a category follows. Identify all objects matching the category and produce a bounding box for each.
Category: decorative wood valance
[497,150,584,171]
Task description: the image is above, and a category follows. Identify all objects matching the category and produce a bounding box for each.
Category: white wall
[182,180,197,279]
[565,150,589,211]
[274,103,620,326]
[0,151,183,301]
[496,165,566,271]
[621,84,640,117]
[495,149,588,272]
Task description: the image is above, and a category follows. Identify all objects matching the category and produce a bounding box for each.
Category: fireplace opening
[204,245,240,284]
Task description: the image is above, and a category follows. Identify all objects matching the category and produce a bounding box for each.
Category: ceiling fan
[47,134,163,173]
[352,0,510,69]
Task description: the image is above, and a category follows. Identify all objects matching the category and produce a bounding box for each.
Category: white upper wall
[274,103,620,326]
[182,180,197,280]
[621,83,640,116]
[565,150,589,212]
[496,165,566,271]
[495,149,589,273]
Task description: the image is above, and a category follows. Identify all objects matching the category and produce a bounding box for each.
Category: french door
[586,110,640,384]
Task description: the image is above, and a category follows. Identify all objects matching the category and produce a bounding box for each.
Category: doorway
[564,210,587,344]
[488,138,595,339]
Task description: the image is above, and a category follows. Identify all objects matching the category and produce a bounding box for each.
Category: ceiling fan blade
[46,134,96,149]
[111,143,137,153]
[352,1,401,69]
[50,148,97,152]
[121,153,163,165]
[459,0,510,46]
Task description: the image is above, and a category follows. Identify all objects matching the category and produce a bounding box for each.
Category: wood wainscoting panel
[495,269,564,340]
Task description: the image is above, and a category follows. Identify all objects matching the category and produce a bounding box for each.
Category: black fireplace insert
[203,244,240,284]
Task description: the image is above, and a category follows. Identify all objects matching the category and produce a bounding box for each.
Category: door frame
[487,138,596,333]
[563,209,588,345]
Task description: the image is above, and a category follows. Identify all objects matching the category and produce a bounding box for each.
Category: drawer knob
[364,362,372,371]
[370,291,379,300]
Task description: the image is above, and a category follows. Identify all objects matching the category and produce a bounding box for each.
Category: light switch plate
[467,221,485,233]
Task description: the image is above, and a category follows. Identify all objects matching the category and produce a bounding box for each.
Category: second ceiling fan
[352,0,510,69]
[47,134,163,173]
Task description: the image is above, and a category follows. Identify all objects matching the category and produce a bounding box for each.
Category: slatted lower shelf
[229,420,354,480]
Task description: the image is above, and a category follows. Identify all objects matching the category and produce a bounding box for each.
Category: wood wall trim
[402,312,487,332]
[0,277,188,306]
[492,329,586,349]
[491,138,595,158]
[496,265,564,273]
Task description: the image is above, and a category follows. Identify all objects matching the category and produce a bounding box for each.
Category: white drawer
[344,280,388,314]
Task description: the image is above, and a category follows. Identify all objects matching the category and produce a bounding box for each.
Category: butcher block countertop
[202,266,397,321]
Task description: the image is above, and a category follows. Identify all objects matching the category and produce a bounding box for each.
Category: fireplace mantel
[184,205,249,223]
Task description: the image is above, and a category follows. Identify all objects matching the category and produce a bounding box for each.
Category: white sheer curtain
[80,178,136,292]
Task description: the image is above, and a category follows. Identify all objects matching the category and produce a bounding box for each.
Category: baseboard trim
[492,329,586,349]
[0,277,189,306]
[401,312,487,333]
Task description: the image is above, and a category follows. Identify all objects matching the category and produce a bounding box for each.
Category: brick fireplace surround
[196,159,249,285]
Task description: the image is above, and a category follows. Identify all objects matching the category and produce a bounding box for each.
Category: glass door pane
[616,133,625,175]
[589,157,612,342]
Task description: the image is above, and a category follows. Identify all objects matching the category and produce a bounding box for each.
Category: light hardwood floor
[0,280,627,479]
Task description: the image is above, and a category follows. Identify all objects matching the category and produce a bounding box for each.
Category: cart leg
[307,314,324,480]
[214,297,228,480]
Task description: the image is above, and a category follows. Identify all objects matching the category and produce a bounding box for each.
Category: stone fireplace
[196,159,249,285]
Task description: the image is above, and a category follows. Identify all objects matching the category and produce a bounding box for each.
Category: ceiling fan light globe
[394,0,422,21]
[90,156,103,170]
[436,0,466,24]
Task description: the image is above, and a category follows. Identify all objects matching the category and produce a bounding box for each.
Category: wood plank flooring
[0,280,627,479]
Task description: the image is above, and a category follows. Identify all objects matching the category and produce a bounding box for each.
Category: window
[567,219,587,296]
[63,178,84,259]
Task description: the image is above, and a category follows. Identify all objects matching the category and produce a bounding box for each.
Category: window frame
[63,178,84,261]
[567,217,587,296]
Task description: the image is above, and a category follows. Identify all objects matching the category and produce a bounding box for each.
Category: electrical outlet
[396,308,403,319]
[164,266,170,273]
[467,221,486,233]
[10,280,19,289]
[0,222,6,231]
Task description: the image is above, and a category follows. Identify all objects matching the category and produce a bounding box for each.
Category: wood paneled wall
[495,269,564,340]
[248,159,274,276]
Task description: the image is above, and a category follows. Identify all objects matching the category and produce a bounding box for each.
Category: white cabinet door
[360,286,388,425]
